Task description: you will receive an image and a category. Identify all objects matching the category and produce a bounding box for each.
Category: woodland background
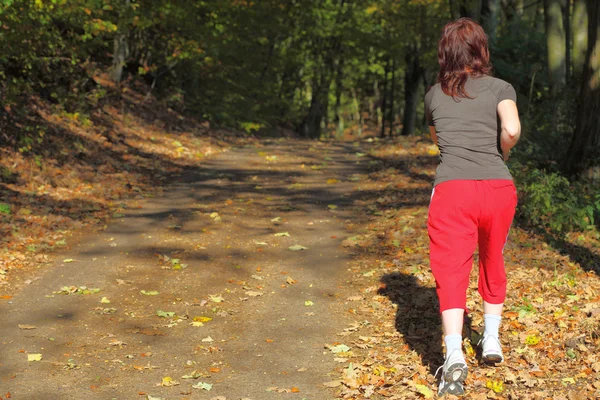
[0,0,599,244]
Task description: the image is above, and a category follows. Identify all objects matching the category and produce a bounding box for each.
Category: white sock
[484,314,502,337]
[444,334,463,356]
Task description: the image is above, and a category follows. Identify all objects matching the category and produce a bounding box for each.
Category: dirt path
[0,140,373,399]
[4,137,600,400]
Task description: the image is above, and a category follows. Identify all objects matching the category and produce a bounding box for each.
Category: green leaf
[192,381,212,390]
[330,344,350,353]
[157,310,175,318]
[0,203,11,214]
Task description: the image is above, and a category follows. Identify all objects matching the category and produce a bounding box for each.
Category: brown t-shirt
[424,75,517,186]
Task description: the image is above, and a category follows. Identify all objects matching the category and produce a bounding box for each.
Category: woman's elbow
[504,123,521,139]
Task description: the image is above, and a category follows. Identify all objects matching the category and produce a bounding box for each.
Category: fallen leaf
[28,354,42,362]
[245,291,263,297]
[156,310,175,318]
[274,232,290,237]
[18,325,36,330]
[329,344,350,353]
[100,297,111,304]
[486,380,504,393]
[192,382,213,390]
[209,294,224,303]
[288,245,308,251]
[286,277,297,285]
[161,376,180,387]
[140,290,160,296]
[415,383,434,398]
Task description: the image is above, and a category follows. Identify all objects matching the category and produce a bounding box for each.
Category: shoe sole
[438,362,468,396]
[482,353,503,364]
[444,361,468,383]
[439,380,465,396]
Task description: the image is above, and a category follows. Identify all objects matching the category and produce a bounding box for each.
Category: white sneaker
[481,335,504,364]
[437,349,468,396]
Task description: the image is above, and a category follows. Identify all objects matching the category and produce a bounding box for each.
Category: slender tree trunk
[535,2,545,33]
[545,0,568,95]
[449,0,460,19]
[111,33,129,83]
[402,49,423,136]
[573,0,589,80]
[564,0,600,177]
[334,56,344,125]
[380,59,390,138]
[388,58,396,137]
[563,0,572,84]
[111,0,131,84]
[516,0,524,15]
[351,88,363,136]
[481,0,500,43]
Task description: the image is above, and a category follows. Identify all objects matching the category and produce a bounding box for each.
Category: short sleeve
[424,87,435,126]
[497,83,516,105]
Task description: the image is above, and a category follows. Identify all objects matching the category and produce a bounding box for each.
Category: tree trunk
[334,56,344,125]
[111,0,131,84]
[564,0,600,177]
[111,34,128,83]
[448,0,460,19]
[573,0,589,79]
[563,0,572,84]
[481,0,500,43]
[535,1,545,31]
[544,0,568,95]
[388,58,396,137]
[380,59,390,138]
[303,77,329,138]
[402,50,423,136]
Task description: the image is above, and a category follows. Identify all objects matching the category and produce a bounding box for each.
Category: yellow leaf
[100,297,110,304]
[28,353,42,362]
[525,335,540,346]
[326,178,338,184]
[193,316,212,323]
[415,383,434,398]
[486,380,504,393]
[562,377,576,385]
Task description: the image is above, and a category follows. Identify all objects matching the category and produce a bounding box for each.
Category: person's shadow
[378,272,444,374]
[379,272,484,375]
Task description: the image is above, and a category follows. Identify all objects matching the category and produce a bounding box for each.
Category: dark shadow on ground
[524,226,600,274]
[378,272,442,373]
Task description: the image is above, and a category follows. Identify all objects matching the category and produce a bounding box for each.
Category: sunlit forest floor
[1,82,600,399]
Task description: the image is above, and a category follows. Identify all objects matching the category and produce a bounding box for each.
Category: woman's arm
[429,126,438,146]
[497,99,520,161]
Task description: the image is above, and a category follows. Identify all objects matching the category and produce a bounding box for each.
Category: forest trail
[2,137,600,400]
[0,140,377,399]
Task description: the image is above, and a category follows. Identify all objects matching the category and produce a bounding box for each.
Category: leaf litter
[323,137,600,399]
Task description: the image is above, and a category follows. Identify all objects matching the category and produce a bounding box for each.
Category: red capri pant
[428,180,517,312]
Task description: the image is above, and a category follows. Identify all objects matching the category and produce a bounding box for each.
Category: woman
[424,18,520,396]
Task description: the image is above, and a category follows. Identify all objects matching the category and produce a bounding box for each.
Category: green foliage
[0,203,11,215]
[511,162,600,232]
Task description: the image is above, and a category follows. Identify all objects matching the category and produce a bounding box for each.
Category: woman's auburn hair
[437,18,492,98]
